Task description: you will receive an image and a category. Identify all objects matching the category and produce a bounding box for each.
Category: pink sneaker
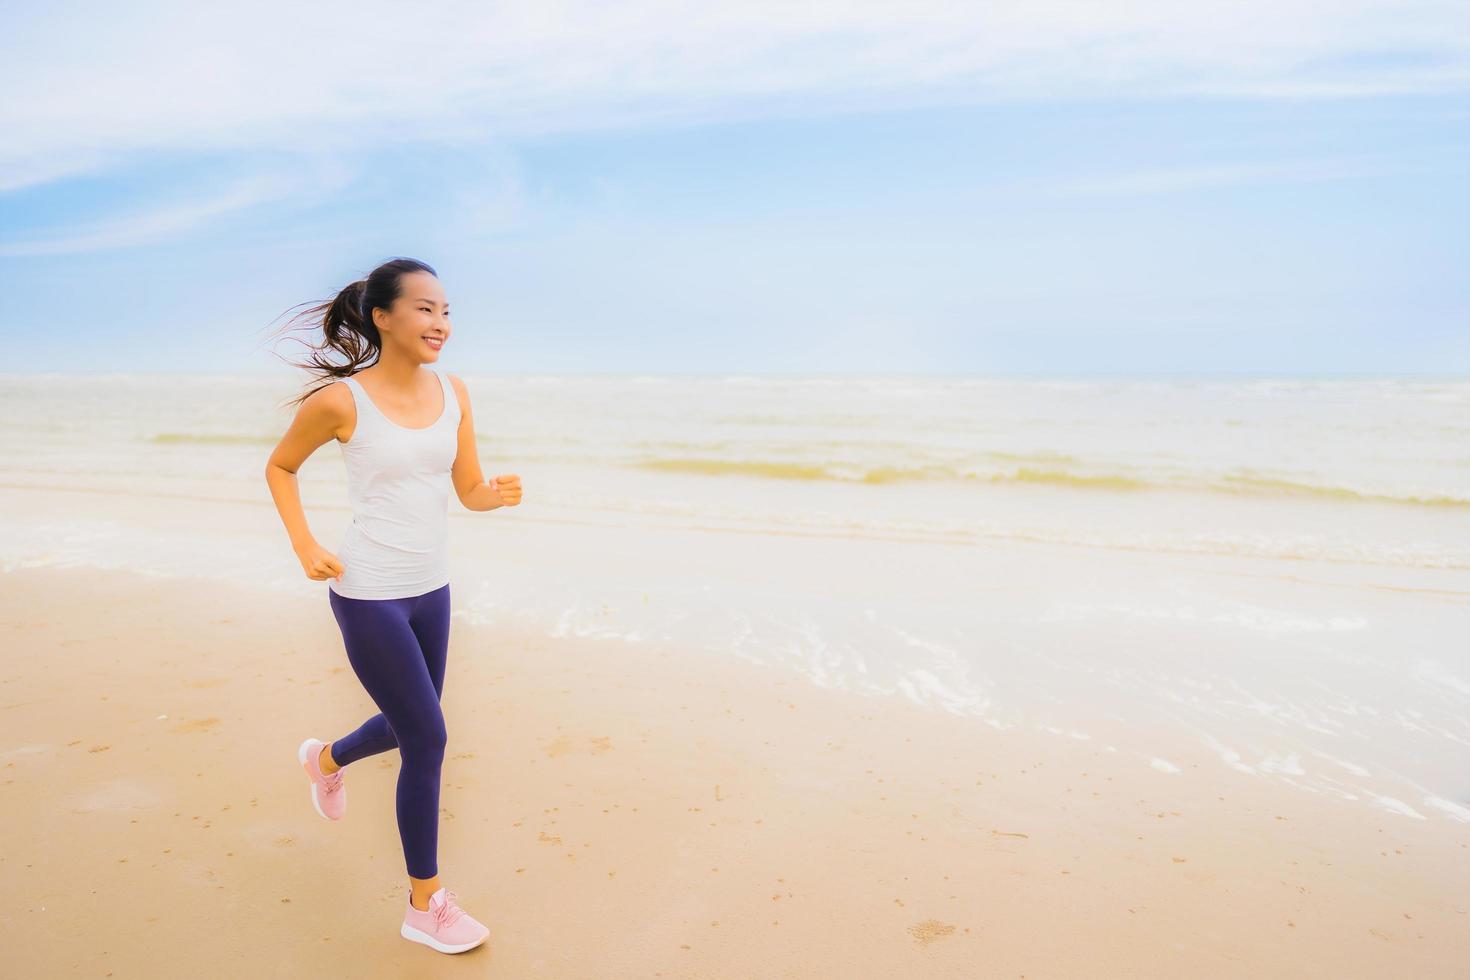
[296,737,346,820]
[401,887,491,954]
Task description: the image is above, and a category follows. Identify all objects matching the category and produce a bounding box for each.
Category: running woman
[264,257,522,955]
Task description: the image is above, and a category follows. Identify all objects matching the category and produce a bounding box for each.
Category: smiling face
[370,270,452,363]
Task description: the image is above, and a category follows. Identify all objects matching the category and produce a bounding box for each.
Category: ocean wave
[631,456,1470,509]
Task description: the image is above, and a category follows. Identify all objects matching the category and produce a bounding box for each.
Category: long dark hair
[265,256,438,409]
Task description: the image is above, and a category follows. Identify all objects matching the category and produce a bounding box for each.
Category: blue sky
[1,2,1467,375]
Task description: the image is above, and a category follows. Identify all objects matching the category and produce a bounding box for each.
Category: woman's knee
[398,712,447,758]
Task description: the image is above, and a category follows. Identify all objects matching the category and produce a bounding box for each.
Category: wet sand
[2,564,1466,978]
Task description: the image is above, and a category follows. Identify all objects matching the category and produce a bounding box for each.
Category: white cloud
[0,164,350,256]
[2,0,1466,192]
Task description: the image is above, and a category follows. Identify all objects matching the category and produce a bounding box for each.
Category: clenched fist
[296,540,345,582]
[488,474,522,507]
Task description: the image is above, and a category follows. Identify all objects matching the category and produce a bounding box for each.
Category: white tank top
[328,368,462,600]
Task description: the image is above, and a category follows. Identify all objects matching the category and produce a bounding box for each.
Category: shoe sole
[400,921,489,954]
[297,737,334,821]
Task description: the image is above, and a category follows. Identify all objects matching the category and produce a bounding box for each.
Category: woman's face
[372,271,452,363]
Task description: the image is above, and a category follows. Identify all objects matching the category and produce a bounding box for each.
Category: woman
[264,256,522,955]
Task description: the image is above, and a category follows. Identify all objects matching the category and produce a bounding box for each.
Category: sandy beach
[4,558,1466,978]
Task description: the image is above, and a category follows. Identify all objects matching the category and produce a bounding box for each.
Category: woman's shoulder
[299,375,358,436]
[443,372,471,411]
[316,374,359,403]
[302,373,356,402]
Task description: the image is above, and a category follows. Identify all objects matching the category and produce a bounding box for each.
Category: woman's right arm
[264,382,350,582]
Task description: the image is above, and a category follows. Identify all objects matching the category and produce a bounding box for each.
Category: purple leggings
[327,582,451,880]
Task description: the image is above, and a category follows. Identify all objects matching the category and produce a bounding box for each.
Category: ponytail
[264,257,437,409]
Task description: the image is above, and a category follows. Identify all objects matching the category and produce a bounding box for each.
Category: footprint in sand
[546,735,613,758]
[909,920,956,944]
[172,718,220,734]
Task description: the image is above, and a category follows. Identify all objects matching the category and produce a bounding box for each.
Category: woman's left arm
[447,373,522,512]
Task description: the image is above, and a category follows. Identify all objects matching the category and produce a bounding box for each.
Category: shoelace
[321,768,343,794]
[432,890,467,929]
